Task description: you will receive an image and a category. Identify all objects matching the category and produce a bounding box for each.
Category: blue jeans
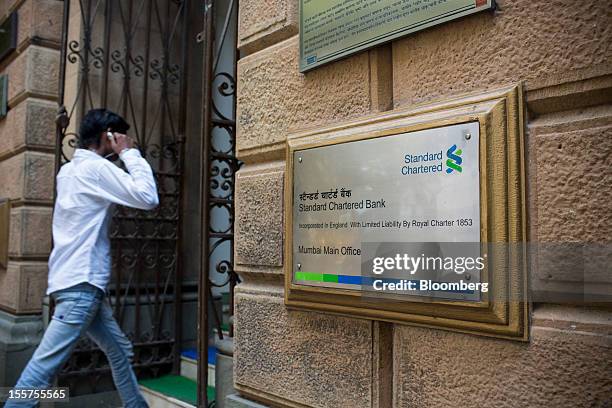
[4,283,148,407]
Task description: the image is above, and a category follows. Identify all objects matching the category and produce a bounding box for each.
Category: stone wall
[0,0,61,314]
[233,0,611,407]
[0,0,62,387]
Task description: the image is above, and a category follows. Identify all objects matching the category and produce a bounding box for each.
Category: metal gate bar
[199,0,241,405]
[198,0,214,404]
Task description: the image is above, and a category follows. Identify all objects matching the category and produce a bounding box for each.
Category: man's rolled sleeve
[96,148,159,210]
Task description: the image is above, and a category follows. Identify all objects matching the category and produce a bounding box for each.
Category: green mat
[139,375,214,405]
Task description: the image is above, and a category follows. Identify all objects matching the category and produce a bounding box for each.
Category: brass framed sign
[300,0,494,72]
[285,85,529,340]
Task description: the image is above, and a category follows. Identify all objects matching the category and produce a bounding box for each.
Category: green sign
[300,0,494,72]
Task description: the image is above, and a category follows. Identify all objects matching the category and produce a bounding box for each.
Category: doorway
[53,0,239,406]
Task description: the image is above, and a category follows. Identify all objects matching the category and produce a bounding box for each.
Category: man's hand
[109,132,134,155]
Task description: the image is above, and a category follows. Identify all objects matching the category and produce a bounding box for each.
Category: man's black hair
[78,108,130,148]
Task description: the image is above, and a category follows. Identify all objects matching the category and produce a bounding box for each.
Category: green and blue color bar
[295,272,364,285]
[295,272,415,286]
[294,272,474,294]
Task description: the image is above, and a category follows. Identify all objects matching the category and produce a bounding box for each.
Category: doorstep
[139,374,214,408]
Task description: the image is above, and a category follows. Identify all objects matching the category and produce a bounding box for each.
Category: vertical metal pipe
[141,1,157,356]
[54,0,71,176]
[229,0,239,339]
[118,0,142,346]
[78,0,92,119]
[198,0,215,404]
[159,0,170,149]
[51,0,73,325]
[121,0,132,119]
[212,0,234,74]
[57,1,71,108]
[139,0,153,151]
[101,0,112,107]
[172,0,190,375]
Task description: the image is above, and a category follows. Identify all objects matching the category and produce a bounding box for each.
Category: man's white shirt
[47,148,159,294]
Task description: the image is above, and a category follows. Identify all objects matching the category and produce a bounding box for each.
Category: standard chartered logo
[401,144,465,176]
[445,144,463,174]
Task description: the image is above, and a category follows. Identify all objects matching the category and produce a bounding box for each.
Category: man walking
[5,109,158,407]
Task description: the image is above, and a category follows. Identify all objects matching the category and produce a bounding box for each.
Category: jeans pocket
[52,293,91,324]
[52,293,81,323]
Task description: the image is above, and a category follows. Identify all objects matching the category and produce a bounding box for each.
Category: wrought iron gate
[53,0,197,397]
[198,0,241,405]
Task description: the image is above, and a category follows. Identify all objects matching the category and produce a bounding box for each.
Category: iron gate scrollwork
[54,0,192,395]
[199,0,241,405]
[207,2,241,342]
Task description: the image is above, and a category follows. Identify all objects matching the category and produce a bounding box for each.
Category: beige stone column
[0,0,62,387]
